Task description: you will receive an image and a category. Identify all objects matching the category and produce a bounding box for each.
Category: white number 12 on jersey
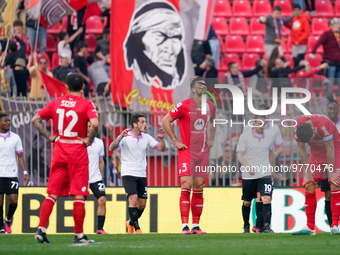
[56,108,78,137]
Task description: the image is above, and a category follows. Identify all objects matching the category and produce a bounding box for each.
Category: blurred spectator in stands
[269,57,305,95]
[291,59,329,90]
[87,54,110,96]
[191,39,212,76]
[29,52,53,100]
[103,9,110,29]
[195,56,217,86]
[0,40,6,55]
[259,6,294,59]
[291,4,310,67]
[249,59,269,97]
[67,8,86,53]
[52,52,77,83]
[207,25,219,68]
[104,54,111,78]
[0,54,17,98]
[16,1,26,34]
[304,0,316,15]
[58,27,84,64]
[26,17,46,53]
[267,46,286,73]
[5,38,26,69]
[74,41,89,97]
[95,28,110,63]
[224,60,265,93]
[13,20,31,60]
[294,0,305,10]
[13,58,29,97]
[109,150,122,187]
[310,18,340,96]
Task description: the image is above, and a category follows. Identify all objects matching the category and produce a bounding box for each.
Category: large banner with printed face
[110,0,209,126]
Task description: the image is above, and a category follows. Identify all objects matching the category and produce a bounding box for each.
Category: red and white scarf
[274,17,286,43]
[226,71,246,92]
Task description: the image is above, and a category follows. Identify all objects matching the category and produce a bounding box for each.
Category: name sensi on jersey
[60,100,77,108]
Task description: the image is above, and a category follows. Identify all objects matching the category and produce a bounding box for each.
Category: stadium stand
[249,18,265,36]
[246,35,265,54]
[311,18,330,35]
[242,53,260,71]
[315,0,334,18]
[46,34,57,54]
[229,17,249,36]
[85,34,98,54]
[307,35,324,53]
[253,0,273,17]
[213,0,232,17]
[85,16,103,35]
[232,0,253,18]
[211,17,229,36]
[225,35,245,53]
[273,0,293,17]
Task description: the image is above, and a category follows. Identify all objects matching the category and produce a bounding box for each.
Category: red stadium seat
[46,34,57,54]
[284,54,294,68]
[211,17,228,36]
[51,53,59,69]
[246,35,264,53]
[273,0,292,17]
[311,18,329,35]
[224,35,245,53]
[315,0,334,18]
[280,39,287,53]
[249,18,265,36]
[46,22,61,35]
[242,53,260,71]
[253,0,273,17]
[85,16,103,35]
[61,16,68,31]
[85,34,97,54]
[305,53,322,68]
[221,53,242,71]
[232,0,253,18]
[229,17,249,36]
[213,0,232,17]
[37,53,51,71]
[335,1,340,16]
[307,35,324,53]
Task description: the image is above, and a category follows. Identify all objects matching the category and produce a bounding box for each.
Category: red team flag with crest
[110,0,215,126]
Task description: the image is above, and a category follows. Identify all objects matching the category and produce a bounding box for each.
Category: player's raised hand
[174,140,187,150]
[156,128,165,139]
[48,135,58,143]
[23,173,29,186]
[121,128,131,138]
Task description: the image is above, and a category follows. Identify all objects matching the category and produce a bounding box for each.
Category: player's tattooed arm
[109,128,131,151]
[31,114,57,142]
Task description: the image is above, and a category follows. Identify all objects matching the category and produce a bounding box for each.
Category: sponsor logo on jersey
[176,102,182,108]
[194,118,205,130]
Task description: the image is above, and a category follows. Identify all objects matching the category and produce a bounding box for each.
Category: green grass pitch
[1,233,340,255]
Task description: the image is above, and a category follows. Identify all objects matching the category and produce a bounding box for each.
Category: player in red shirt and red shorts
[31,73,99,243]
[293,114,340,235]
[162,77,216,234]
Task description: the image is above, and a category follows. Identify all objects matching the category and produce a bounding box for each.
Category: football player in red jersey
[162,77,216,234]
[32,73,99,243]
[293,114,340,235]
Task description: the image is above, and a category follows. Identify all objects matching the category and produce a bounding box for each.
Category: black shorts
[90,181,106,199]
[122,176,148,199]
[257,177,273,197]
[318,180,331,192]
[0,177,19,195]
[242,179,258,201]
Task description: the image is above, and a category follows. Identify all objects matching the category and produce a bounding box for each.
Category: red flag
[83,0,111,22]
[39,70,67,97]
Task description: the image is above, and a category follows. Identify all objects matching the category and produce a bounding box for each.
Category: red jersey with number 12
[294,114,340,160]
[169,98,215,154]
[38,94,98,164]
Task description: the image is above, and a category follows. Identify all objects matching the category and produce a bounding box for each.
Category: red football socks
[331,190,340,228]
[38,196,56,229]
[305,192,316,230]
[73,199,86,234]
[180,188,191,224]
[191,190,204,225]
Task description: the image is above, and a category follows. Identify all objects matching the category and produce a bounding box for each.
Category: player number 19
[56,109,78,137]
